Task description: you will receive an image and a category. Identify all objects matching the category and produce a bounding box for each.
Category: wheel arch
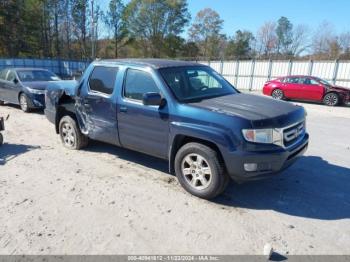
[169,134,227,175]
[55,103,76,134]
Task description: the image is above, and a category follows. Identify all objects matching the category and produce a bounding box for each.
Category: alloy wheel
[272,89,284,100]
[181,153,212,191]
[324,93,338,106]
[61,122,76,148]
[19,94,28,111]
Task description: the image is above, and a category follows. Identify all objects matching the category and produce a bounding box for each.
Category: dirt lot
[0,100,349,255]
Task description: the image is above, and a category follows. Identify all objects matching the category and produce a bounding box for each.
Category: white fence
[199,60,350,90]
[1,58,350,90]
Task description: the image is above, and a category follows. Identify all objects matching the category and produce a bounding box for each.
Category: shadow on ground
[86,141,169,173]
[85,140,350,220]
[0,143,40,165]
[216,156,350,220]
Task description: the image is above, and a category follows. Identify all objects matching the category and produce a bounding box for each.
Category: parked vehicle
[45,59,309,199]
[263,75,350,106]
[0,68,61,112]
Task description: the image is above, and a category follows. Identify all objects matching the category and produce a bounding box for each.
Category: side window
[286,77,300,84]
[88,66,118,95]
[6,70,16,82]
[0,69,8,80]
[310,79,319,85]
[124,69,160,101]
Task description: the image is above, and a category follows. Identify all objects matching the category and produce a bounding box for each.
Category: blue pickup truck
[44,59,309,199]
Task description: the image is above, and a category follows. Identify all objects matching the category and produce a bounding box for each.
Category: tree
[124,0,190,57]
[104,0,130,58]
[226,30,255,59]
[312,21,336,58]
[181,42,200,59]
[188,8,224,59]
[256,21,277,58]
[289,24,310,57]
[276,16,293,55]
[71,0,89,59]
[339,32,350,59]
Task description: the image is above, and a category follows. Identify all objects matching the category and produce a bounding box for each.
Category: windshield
[159,66,238,102]
[17,70,61,82]
[315,77,331,86]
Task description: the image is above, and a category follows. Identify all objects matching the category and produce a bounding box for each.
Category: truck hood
[187,93,306,128]
[46,80,78,96]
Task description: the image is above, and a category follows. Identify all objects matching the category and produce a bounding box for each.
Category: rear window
[17,70,60,82]
[88,66,118,95]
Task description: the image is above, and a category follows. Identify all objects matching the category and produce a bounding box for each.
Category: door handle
[120,106,128,113]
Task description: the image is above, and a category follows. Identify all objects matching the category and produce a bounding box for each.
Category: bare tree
[312,21,338,58]
[339,32,350,58]
[256,21,277,58]
[290,24,310,57]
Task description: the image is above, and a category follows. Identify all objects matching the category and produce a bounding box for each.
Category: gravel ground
[0,99,349,255]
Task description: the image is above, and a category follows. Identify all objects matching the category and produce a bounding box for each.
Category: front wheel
[19,93,31,112]
[271,89,284,100]
[323,93,339,106]
[174,142,229,199]
[59,116,88,150]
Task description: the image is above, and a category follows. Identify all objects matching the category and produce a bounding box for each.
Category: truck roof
[97,59,201,69]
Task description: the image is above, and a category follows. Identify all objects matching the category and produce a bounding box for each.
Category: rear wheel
[323,93,339,106]
[174,142,229,199]
[19,93,31,112]
[271,89,284,100]
[59,116,88,150]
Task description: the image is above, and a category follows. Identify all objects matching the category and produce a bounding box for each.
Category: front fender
[168,121,240,174]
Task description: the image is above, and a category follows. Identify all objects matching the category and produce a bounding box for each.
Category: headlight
[26,87,45,95]
[242,129,282,144]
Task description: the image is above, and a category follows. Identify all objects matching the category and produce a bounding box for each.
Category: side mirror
[142,92,162,106]
[13,78,18,84]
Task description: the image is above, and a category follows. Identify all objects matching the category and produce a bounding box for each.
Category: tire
[174,142,229,199]
[0,100,4,105]
[0,133,3,145]
[59,115,88,150]
[323,92,339,106]
[271,89,284,100]
[19,93,31,112]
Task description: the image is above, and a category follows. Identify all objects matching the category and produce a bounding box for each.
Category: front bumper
[223,133,309,183]
[27,93,45,108]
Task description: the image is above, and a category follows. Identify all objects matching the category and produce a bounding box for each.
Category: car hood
[22,81,60,90]
[329,85,350,93]
[187,93,306,128]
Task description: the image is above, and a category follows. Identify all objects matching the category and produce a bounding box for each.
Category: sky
[99,0,350,38]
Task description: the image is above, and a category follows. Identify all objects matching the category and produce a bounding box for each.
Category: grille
[283,121,305,147]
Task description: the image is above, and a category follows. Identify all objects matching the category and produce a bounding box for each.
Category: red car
[263,75,350,106]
